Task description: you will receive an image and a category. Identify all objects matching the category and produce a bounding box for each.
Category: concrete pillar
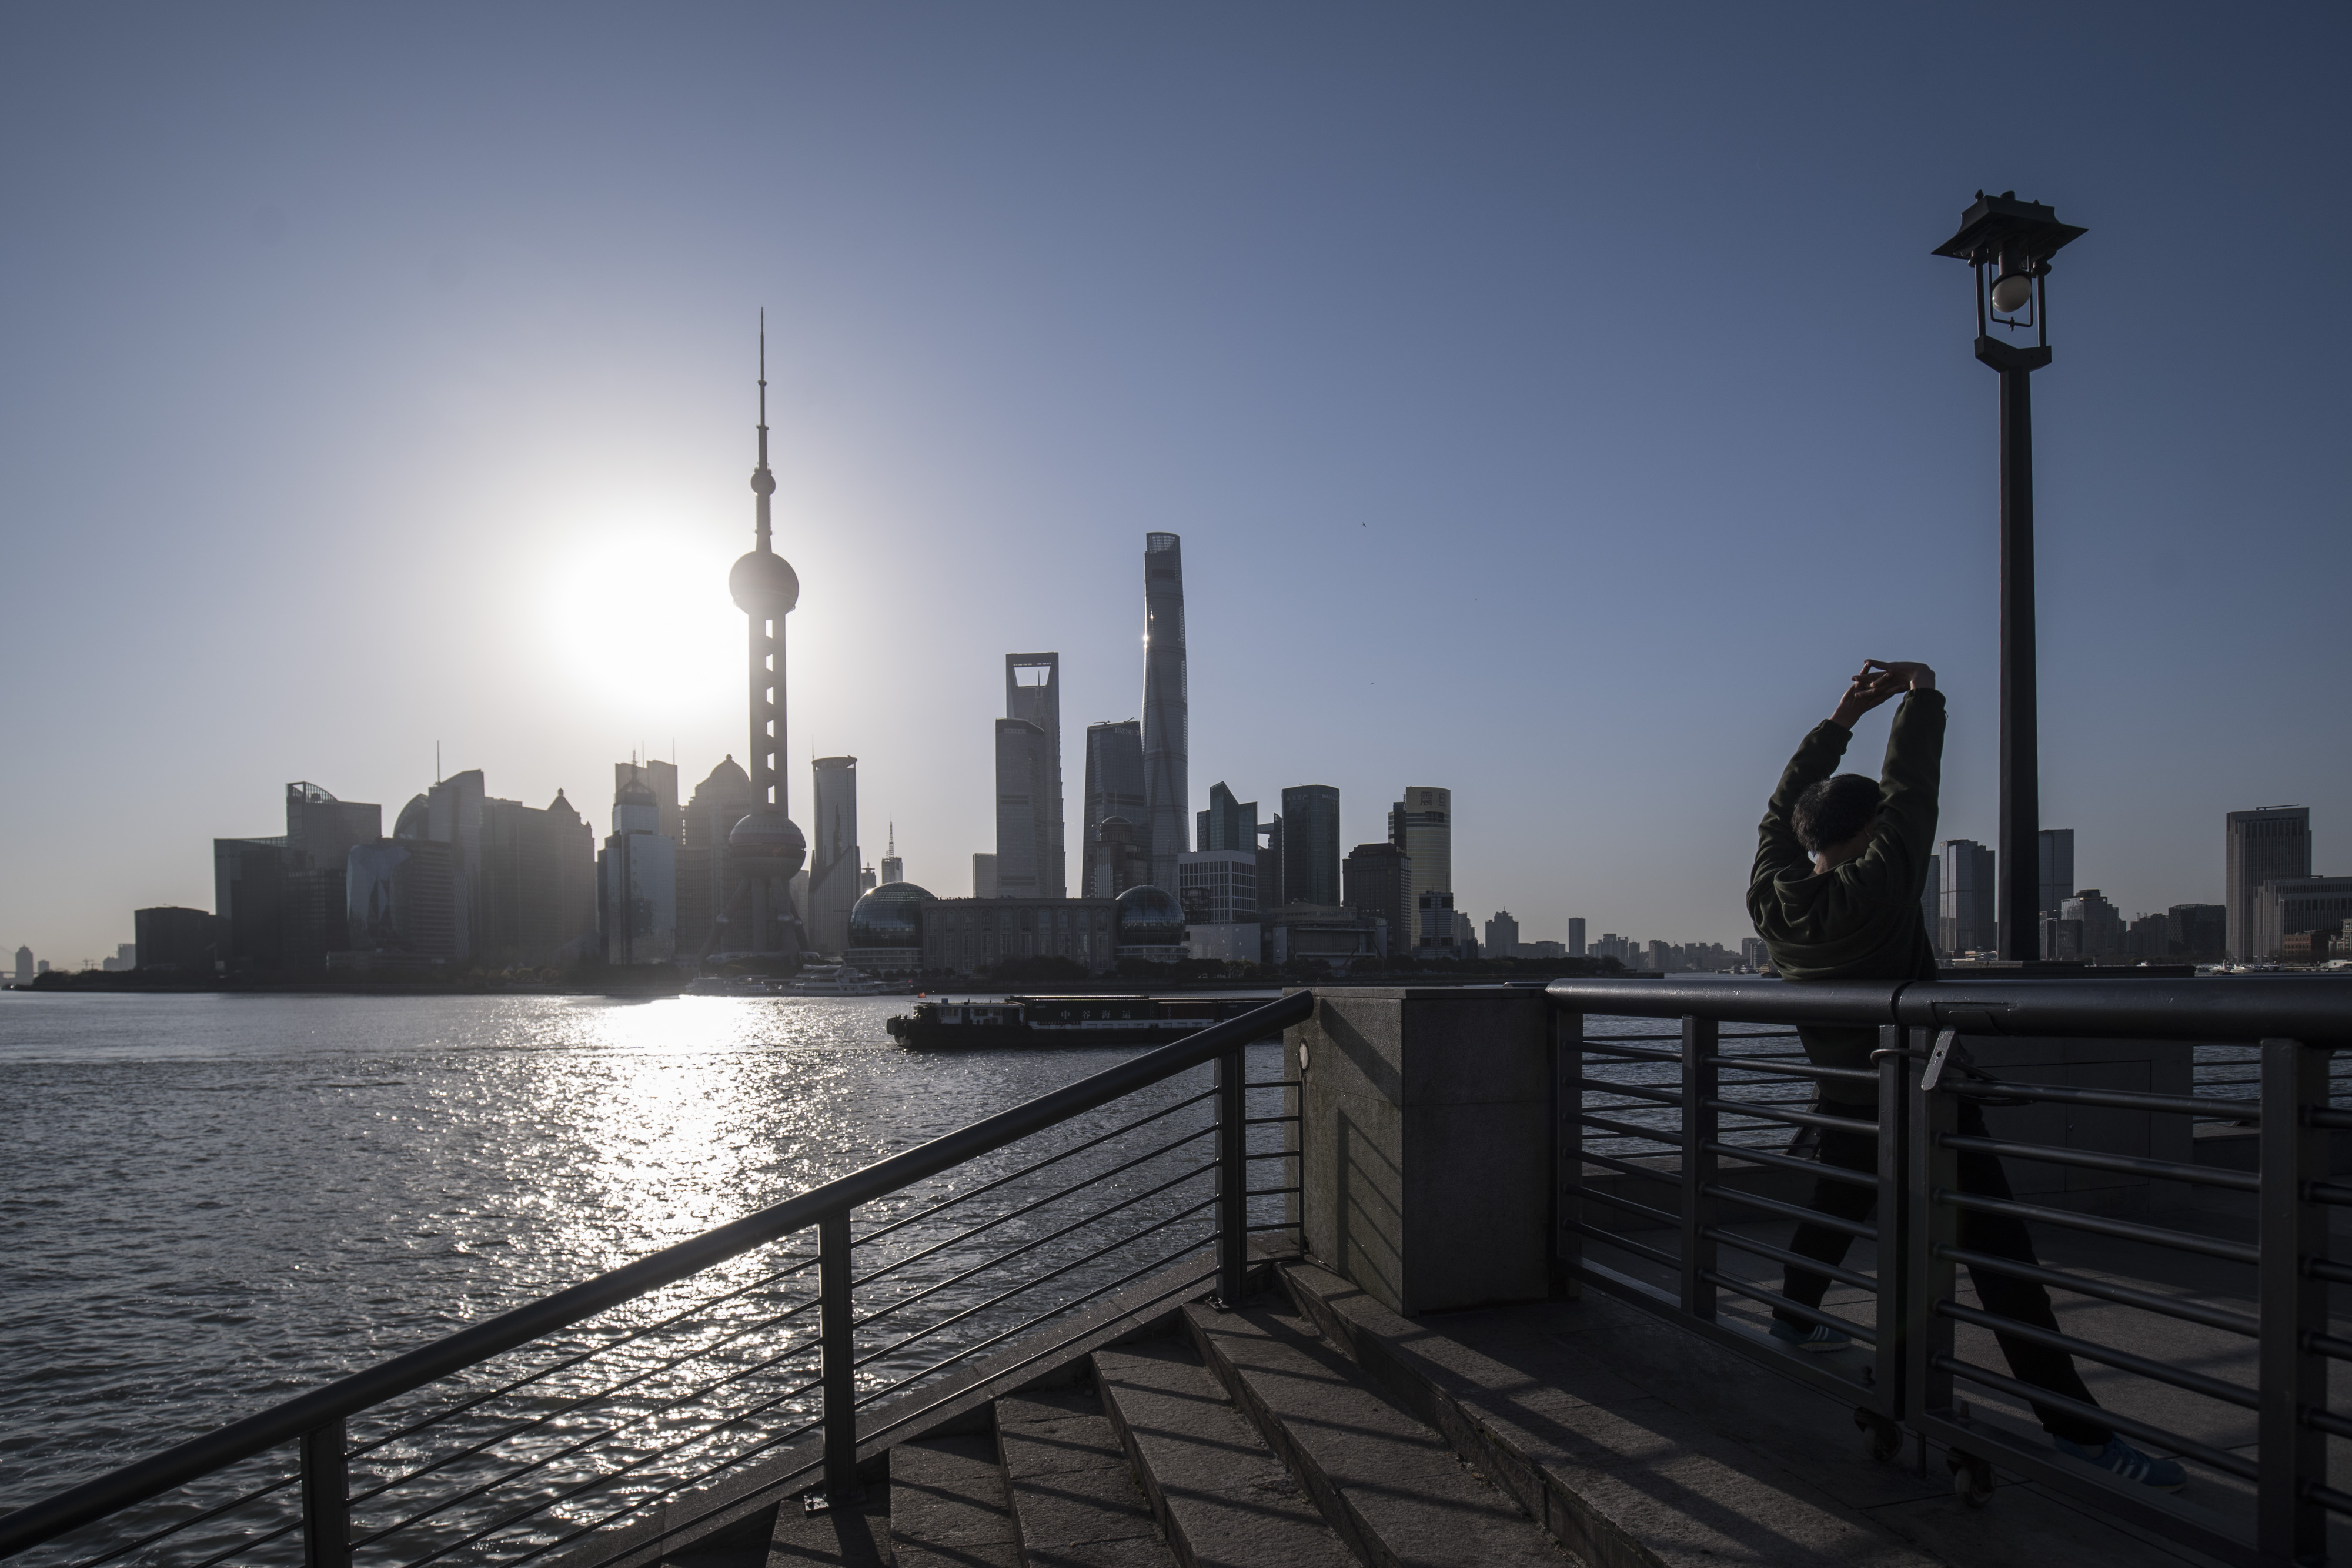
[1297,987,1551,1316]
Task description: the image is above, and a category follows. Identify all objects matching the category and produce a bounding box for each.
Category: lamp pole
[1935,192,2085,961]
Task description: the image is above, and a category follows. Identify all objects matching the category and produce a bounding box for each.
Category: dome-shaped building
[1115,884,1190,962]
[844,882,935,972]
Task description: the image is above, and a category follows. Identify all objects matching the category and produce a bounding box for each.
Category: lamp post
[1934,191,2086,962]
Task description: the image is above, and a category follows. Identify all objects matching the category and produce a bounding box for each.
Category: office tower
[2060,889,2124,959]
[1739,935,1769,970]
[1344,842,1411,957]
[1389,787,1453,952]
[423,770,490,962]
[599,774,677,964]
[881,824,903,887]
[1196,782,1257,851]
[11,946,28,981]
[1178,849,1258,960]
[475,790,598,968]
[1939,838,1998,955]
[678,756,753,959]
[727,326,809,958]
[1081,720,1145,898]
[1281,785,1341,908]
[2169,904,2226,961]
[2124,911,2171,961]
[972,852,999,899]
[1923,854,1943,955]
[1005,654,1065,898]
[1415,891,1459,958]
[995,720,1053,898]
[1092,818,1149,897]
[1485,911,1521,958]
[1257,815,1284,917]
[1141,533,1188,891]
[807,755,861,955]
[2226,806,2312,961]
[2249,877,2352,961]
[134,908,216,971]
[286,783,382,881]
[2038,828,2075,917]
[346,839,458,958]
[1569,917,1586,957]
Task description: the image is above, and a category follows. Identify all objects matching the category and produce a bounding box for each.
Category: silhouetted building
[1569,918,1587,957]
[1940,838,1997,955]
[2169,903,2227,961]
[1485,910,1521,958]
[844,881,936,973]
[1196,782,1257,853]
[12,946,29,982]
[2124,911,2171,961]
[1092,817,1150,898]
[345,839,457,959]
[2227,806,2312,960]
[1006,654,1065,898]
[1344,842,1412,958]
[1389,787,1452,954]
[918,895,1120,974]
[1114,885,1189,964]
[426,770,488,962]
[881,824,902,889]
[2059,888,2124,960]
[995,719,1055,899]
[972,852,999,899]
[808,755,861,955]
[2039,828,2075,918]
[1281,785,1340,908]
[477,791,597,967]
[1141,533,1188,892]
[288,783,382,884]
[2250,876,2352,961]
[1257,815,1284,923]
[135,907,222,972]
[679,756,753,959]
[1416,890,1462,959]
[599,777,676,964]
[1267,904,1384,968]
[1082,720,1145,898]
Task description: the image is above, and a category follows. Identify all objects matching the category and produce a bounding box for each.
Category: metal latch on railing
[1920,1028,1960,1091]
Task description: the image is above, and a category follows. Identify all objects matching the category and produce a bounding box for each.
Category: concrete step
[766,1487,896,1566]
[890,1432,1024,1567]
[1180,1302,1568,1568]
[994,1383,1178,1568]
[1093,1333,1353,1568]
[1276,1261,1950,1568]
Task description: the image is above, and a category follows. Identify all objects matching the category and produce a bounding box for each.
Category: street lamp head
[1989,269,2035,314]
[1934,190,2087,353]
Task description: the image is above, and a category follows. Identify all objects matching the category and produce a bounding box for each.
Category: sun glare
[543,528,740,710]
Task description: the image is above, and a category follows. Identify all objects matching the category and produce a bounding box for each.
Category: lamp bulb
[1990,271,2034,314]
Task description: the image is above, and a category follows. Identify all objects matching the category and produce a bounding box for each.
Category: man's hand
[1828,660,1931,729]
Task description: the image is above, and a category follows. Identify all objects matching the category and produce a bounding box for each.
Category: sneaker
[1769,1319,1852,1353]
[2054,1435,2187,1492]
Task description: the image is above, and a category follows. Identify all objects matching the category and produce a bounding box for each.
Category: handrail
[1546,974,2352,1042]
[0,988,1314,1560]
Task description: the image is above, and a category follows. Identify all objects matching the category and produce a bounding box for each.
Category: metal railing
[0,990,1314,1568]
[1549,974,2352,1568]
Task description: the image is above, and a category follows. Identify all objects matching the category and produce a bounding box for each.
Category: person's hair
[1793,774,1880,854]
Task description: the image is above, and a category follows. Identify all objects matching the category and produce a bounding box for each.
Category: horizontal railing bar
[1575,1077,1684,1106]
[1243,1149,1295,1162]
[0,988,1314,1559]
[2306,1258,2352,1285]
[1245,1222,1301,1233]
[1937,1135,2259,1192]
[851,1126,1212,1294]
[1947,1079,2261,1124]
[1573,1148,1682,1187]
[2306,1481,2352,1518]
[856,1198,1219,1372]
[1573,1186,1682,1228]
[1703,1099,1877,1136]
[1703,1184,1878,1240]
[2306,1408,2352,1441]
[1716,1031,1803,1039]
[2305,1181,2352,1208]
[855,1088,1217,1249]
[1703,1055,1877,1087]
[2308,1108,2352,1131]
[1575,1042,1682,1063]
[1562,1218,1676,1271]
[1702,1141,1877,1189]
[1242,1080,1299,1090]
[1699,1272,1877,1344]
[852,1242,1210,1414]
[1569,1111,1682,1146]
[181,1514,301,1568]
[1936,1246,2262,1338]
[1700,1228,1877,1293]
[1241,1115,1298,1127]
[856,1163,1212,1332]
[61,1465,301,1568]
[1578,1034,1686,1045]
[1936,1301,2258,1411]
[1935,1191,2259,1265]
[1248,1186,1301,1198]
[2304,1333,2352,1364]
[1932,1355,2257,1482]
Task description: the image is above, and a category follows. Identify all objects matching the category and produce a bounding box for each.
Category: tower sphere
[729,807,807,878]
[730,550,800,615]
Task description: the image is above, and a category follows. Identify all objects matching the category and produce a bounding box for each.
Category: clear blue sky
[3,4,2345,963]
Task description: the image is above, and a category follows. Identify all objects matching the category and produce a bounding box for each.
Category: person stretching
[1746,659,2184,1492]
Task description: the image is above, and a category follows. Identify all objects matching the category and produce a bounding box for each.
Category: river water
[0,989,1288,1530]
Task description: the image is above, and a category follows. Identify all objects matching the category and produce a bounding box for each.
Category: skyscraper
[881,824,903,888]
[2038,828,2075,918]
[599,774,676,964]
[1081,720,1145,897]
[678,756,752,959]
[994,719,1053,898]
[1568,917,1586,957]
[1940,838,1998,955]
[971,852,999,899]
[1141,533,1188,892]
[808,755,861,954]
[477,789,597,967]
[1005,654,1065,898]
[1389,787,1452,955]
[1091,818,1149,897]
[1196,782,1257,852]
[726,324,808,959]
[1281,785,1340,908]
[2225,806,2312,961]
[1922,853,1943,955]
[1343,842,1411,957]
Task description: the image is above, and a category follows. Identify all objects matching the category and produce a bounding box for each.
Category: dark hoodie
[1748,689,1945,1074]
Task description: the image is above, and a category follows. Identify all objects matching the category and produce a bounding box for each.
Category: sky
[2,4,2346,964]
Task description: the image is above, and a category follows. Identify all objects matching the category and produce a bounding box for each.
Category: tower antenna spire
[752,309,774,553]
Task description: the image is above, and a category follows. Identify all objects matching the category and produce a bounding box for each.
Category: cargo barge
[886,994,1281,1049]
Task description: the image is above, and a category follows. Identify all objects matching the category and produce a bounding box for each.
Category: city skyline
[4,8,2348,959]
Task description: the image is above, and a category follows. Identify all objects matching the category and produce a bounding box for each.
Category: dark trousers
[1776,1097,2112,1447]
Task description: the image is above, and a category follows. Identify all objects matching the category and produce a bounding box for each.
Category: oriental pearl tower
[727,322,807,963]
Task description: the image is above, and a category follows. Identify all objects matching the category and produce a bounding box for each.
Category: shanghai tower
[1141,532,1188,892]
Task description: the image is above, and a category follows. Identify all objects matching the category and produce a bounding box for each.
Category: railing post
[298,1419,349,1568]
[817,1209,861,1506]
[1679,1016,1719,1319]
[1216,1046,1248,1305]
[1873,1025,1911,1425]
[2258,1037,2326,1562]
[1905,1041,1958,1426]
[1553,1007,1585,1294]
